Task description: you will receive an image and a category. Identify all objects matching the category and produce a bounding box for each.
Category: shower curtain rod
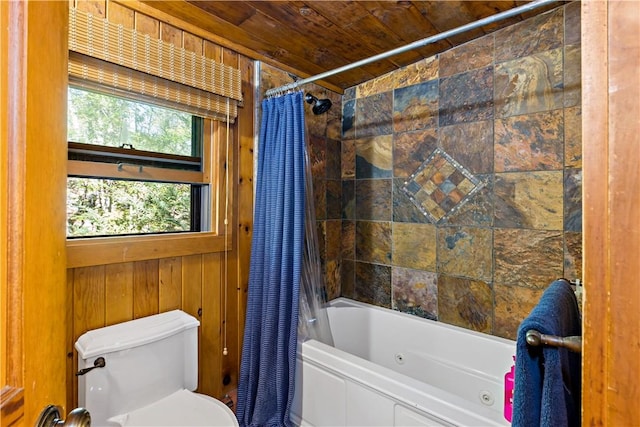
[265,0,558,97]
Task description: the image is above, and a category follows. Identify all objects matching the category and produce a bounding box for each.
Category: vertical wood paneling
[203,41,225,237]
[221,47,239,232]
[72,265,107,410]
[183,32,203,55]
[2,2,69,419]
[160,22,182,47]
[21,1,69,419]
[76,0,105,18]
[230,54,255,390]
[106,1,133,28]
[0,0,10,395]
[222,47,239,69]
[583,0,640,424]
[204,40,222,63]
[213,45,241,396]
[182,253,203,390]
[199,116,212,188]
[200,252,223,397]
[73,266,106,335]
[582,1,609,425]
[182,254,203,318]
[135,11,159,38]
[0,3,11,402]
[215,122,232,237]
[159,257,182,312]
[105,262,134,325]
[602,1,640,423]
[66,270,76,412]
[132,259,159,318]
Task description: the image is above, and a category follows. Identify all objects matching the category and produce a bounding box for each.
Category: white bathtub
[291,297,516,426]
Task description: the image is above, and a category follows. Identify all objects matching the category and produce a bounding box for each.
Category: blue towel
[512,279,581,427]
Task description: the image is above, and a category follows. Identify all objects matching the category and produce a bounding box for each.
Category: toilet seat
[109,389,239,427]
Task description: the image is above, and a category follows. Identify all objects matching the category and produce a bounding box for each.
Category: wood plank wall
[582,0,640,424]
[66,0,254,409]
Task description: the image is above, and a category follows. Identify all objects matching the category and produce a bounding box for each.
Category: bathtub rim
[327,297,515,347]
[294,297,514,426]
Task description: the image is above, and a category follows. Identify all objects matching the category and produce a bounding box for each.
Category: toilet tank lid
[75,310,200,359]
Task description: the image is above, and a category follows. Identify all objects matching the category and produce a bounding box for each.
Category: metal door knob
[36,405,91,427]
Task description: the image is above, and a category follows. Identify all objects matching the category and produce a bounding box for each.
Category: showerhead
[305,92,332,115]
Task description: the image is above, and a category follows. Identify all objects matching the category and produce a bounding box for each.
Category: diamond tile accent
[402,148,485,223]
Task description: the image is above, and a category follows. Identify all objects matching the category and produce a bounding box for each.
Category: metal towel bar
[525,329,582,353]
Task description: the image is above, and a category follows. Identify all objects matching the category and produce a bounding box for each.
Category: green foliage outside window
[67,88,199,238]
[68,88,193,155]
[67,178,192,237]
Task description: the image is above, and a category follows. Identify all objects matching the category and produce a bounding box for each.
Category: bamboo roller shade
[69,7,242,122]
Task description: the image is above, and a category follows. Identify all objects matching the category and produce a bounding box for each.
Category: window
[67,87,208,238]
[65,6,243,266]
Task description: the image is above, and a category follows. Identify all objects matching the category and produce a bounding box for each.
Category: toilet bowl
[75,310,239,427]
[109,390,235,426]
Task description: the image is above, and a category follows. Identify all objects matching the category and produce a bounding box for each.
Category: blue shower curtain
[237,92,306,427]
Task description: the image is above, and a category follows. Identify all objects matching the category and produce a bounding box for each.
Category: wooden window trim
[66,114,232,268]
[68,160,206,184]
[68,141,202,167]
[66,232,230,268]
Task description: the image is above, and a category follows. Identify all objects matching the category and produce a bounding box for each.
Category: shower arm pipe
[265,0,558,97]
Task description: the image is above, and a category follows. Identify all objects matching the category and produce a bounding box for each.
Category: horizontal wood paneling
[67,0,253,410]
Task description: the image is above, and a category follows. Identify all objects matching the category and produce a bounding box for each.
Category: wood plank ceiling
[142,1,566,92]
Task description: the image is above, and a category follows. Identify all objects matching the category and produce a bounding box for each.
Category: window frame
[66,104,230,268]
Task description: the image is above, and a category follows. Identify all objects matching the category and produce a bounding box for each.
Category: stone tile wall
[340,2,582,339]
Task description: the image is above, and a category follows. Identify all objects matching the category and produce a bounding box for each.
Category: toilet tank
[75,310,200,425]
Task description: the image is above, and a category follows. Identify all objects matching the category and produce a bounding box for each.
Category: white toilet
[75,310,239,427]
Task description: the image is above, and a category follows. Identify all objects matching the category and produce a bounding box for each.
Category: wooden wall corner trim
[581,0,610,424]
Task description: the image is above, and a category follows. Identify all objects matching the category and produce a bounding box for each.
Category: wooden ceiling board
[239,10,329,60]
[302,1,371,28]
[323,1,429,62]
[468,1,523,31]
[349,13,424,66]
[303,0,421,66]
[187,1,256,26]
[245,2,387,77]
[413,1,490,45]
[233,8,380,85]
[365,1,452,58]
[515,0,565,19]
[284,2,393,80]
[139,0,567,92]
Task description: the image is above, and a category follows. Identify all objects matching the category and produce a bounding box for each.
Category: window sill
[66,232,230,268]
